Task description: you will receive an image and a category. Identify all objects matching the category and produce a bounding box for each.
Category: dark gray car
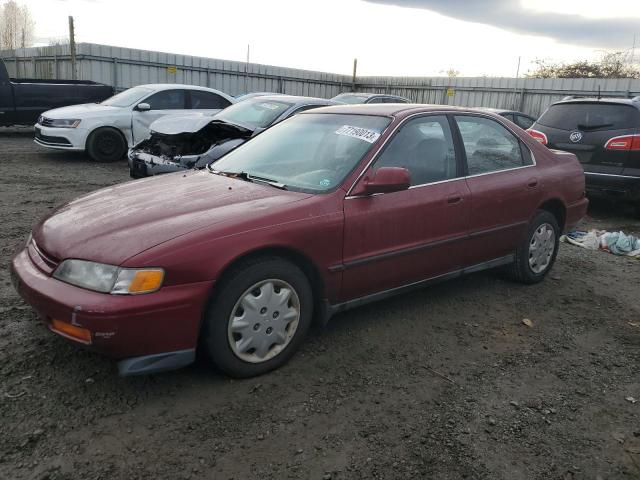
[128,95,337,177]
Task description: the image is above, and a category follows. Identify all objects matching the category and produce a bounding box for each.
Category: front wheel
[509,210,560,284]
[86,127,126,162]
[202,257,313,378]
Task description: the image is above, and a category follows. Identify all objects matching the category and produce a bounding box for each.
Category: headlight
[53,259,164,295]
[48,119,81,128]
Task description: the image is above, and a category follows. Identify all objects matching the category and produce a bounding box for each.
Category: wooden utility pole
[352,58,357,92]
[68,16,77,80]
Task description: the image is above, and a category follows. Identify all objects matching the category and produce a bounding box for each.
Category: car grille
[38,116,56,127]
[27,239,60,275]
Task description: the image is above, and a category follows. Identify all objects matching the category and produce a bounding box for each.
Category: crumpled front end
[128,121,253,178]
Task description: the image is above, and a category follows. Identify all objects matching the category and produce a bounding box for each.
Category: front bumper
[11,248,213,372]
[34,124,86,151]
[128,150,187,178]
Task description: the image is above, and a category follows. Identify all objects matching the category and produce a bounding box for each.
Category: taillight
[604,134,640,151]
[526,129,548,145]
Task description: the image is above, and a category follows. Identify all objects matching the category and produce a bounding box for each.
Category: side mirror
[352,167,411,196]
[136,102,151,111]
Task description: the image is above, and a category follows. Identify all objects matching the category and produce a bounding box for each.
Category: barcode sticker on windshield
[259,103,281,110]
[335,125,381,143]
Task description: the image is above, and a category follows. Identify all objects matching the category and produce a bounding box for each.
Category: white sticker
[259,102,281,110]
[335,125,381,144]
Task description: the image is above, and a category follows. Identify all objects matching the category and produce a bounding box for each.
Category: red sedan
[11,104,588,377]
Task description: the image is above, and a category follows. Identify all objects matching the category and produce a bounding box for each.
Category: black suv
[528,98,640,204]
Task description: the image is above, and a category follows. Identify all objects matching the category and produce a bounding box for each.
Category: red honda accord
[11,104,588,377]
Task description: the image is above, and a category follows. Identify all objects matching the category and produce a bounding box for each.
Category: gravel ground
[1,129,639,480]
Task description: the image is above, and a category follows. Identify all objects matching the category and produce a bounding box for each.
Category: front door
[131,89,189,144]
[341,115,470,301]
[454,114,542,266]
[0,81,14,124]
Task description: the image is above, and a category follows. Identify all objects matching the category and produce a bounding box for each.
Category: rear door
[534,102,640,176]
[454,114,541,266]
[131,89,189,143]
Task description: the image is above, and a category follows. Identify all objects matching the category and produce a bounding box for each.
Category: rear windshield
[537,103,639,131]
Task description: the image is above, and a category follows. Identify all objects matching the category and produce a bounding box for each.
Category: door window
[373,115,458,186]
[189,90,232,110]
[144,89,186,110]
[455,115,529,175]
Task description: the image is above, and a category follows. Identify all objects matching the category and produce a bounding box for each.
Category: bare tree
[0,0,35,50]
[526,51,640,79]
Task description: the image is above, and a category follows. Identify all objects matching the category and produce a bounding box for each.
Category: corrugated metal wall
[3,43,640,117]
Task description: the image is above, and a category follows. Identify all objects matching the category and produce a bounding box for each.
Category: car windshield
[333,94,370,104]
[537,103,639,131]
[211,113,391,193]
[101,86,154,107]
[216,98,293,128]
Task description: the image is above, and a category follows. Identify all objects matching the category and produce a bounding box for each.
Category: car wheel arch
[537,198,566,232]
[84,125,128,151]
[200,246,327,330]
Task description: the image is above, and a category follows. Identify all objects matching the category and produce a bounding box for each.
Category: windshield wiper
[207,167,287,189]
[576,123,613,131]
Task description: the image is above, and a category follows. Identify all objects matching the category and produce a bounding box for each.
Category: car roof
[552,97,640,109]
[301,103,508,118]
[250,95,338,106]
[333,92,408,100]
[475,107,532,117]
[134,83,235,101]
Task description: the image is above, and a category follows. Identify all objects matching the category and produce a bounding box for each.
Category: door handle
[527,179,539,189]
[447,194,463,205]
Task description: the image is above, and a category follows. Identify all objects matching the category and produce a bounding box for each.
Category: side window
[455,115,526,176]
[373,115,458,186]
[514,114,535,130]
[190,90,232,110]
[144,90,186,110]
[367,97,385,104]
[289,104,322,116]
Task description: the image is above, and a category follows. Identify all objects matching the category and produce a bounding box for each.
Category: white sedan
[34,84,235,161]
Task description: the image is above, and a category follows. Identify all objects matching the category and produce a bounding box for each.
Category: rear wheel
[510,210,560,284]
[202,257,313,378]
[86,127,126,162]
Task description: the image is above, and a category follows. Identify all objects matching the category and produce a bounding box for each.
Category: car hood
[150,114,257,136]
[42,103,122,119]
[34,172,312,266]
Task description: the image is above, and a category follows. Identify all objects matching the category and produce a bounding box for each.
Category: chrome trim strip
[585,172,640,179]
[345,111,538,198]
[329,221,526,272]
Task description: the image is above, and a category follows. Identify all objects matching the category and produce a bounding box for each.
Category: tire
[86,127,126,162]
[509,210,560,284]
[202,257,313,378]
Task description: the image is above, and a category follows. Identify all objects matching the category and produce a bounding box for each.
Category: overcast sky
[19,0,640,77]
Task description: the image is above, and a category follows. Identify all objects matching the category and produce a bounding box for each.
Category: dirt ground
[0,128,639,480]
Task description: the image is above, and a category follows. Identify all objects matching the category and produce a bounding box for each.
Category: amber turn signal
[51,319,92,344]
[128,269,164,294]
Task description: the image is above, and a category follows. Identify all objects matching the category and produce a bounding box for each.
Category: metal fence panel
[3,43,640,117]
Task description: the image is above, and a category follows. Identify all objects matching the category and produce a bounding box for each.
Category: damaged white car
[127,95,337,177]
